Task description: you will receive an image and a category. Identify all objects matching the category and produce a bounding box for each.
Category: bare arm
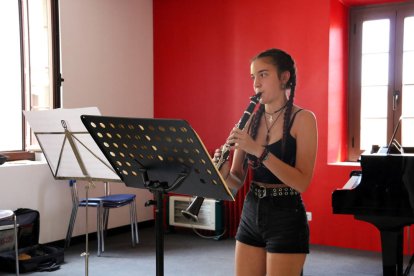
[213,147,249,193]
[261,110,317,192]
[228,109,318,193]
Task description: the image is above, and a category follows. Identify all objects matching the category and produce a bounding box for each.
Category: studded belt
[250,182,299,198]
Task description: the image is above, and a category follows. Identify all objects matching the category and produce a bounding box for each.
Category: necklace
[264,106,285,144]
[264,104,287,123]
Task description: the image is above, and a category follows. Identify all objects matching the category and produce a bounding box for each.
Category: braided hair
[249,48,297,161]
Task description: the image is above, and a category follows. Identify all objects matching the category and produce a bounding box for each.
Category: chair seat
[79,194,136,208]
[0,210,14,220]
[101,194,136,207]
[78,200,101,207]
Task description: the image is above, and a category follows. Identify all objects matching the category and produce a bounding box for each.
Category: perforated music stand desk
[81,115,234,276]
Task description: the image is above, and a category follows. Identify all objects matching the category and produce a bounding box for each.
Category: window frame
[348,2,414,161]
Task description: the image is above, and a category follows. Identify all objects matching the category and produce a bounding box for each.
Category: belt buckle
[257,186,266,198]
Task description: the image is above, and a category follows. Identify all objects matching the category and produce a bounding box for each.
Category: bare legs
[235,241,306,276]
[235,241,266,276]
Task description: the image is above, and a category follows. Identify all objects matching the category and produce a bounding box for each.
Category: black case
[0,208,64,273]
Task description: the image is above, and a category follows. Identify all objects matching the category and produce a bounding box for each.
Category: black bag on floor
[0,208,64,273]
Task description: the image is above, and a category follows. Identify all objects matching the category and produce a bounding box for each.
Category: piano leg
[380,228,403,276]
[355,215,412,276]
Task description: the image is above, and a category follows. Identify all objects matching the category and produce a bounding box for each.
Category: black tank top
[248,109,302,184]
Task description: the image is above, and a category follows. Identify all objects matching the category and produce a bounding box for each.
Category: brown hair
[249,48,297,160]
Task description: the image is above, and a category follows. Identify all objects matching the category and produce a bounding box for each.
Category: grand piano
[332,145,414,276]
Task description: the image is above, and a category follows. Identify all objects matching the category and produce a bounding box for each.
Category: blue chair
[65,180,139,256]
[0,210,19,275]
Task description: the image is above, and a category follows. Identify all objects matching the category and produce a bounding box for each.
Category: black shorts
[235,190,309,254]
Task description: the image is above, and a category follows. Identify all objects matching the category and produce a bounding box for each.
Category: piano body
[332,147,414,276]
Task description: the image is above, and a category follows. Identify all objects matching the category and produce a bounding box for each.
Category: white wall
[60,0,153,118]
[0,0,154,244]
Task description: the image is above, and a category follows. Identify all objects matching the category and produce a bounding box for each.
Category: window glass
[0,1,23,151]
[362,19,390,53]
[360,86,388,149]
[403,17,414,51]
[0,0,54,154]
[361,53,389,86]
[361,118,387,149]
[360,19,390,151]
[29,0,53,113]
[402,16,414,146]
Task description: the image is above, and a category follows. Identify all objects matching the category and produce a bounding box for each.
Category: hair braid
[253,48,297,161]
[249,104,265,140]
[282,75,296,160]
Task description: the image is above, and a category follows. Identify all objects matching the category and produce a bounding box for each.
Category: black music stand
[81,115,234,276]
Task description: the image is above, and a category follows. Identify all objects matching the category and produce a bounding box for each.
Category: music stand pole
[61,120,94,276]
[147,186,166,276]
[81,115,234,276]
[140,168,189,276]
[155,190,164,276]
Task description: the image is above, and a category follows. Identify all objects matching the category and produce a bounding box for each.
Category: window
[0,0,60,161]
[348,2,414,161]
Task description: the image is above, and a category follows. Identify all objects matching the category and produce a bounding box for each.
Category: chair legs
[13,213,19,276]
[66,200,105,256]
[65,180,80,249]
[99,199,139,255]
[131,198,139,246]
[98,206,109,256]
[65,201,79,248]
[97,202,103,256]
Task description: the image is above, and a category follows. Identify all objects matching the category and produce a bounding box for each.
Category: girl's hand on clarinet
[213,148,223,164]
[227,127,240,147]
[230,127,260,156]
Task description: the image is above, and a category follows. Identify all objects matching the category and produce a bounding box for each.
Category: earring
[281,83,286,89]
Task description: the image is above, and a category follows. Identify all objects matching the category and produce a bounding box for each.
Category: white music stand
[24,107,121,276]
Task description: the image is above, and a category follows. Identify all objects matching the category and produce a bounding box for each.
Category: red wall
[153,0,411,253]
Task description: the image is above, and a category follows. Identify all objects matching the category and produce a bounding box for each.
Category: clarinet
[181,92,262,222]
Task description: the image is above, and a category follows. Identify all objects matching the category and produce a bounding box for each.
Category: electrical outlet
[306,212,312,221]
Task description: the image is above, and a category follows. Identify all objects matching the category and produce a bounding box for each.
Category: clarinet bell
[181,197,204,222]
